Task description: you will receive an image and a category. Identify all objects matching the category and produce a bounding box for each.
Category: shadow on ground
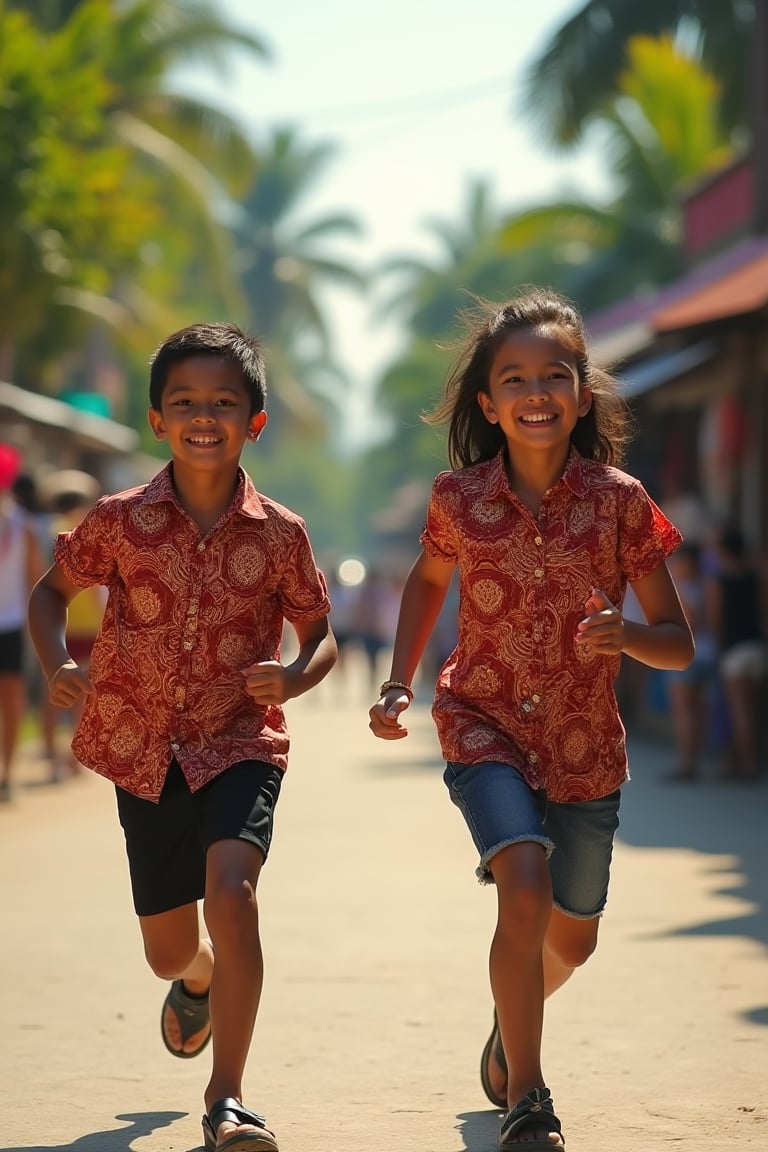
[1,1111,197,1152]
[454,1109,504,1152]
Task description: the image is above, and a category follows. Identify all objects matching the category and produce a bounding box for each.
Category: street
[2,664,767,1151]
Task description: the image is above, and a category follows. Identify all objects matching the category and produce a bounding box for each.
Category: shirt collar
[485,444,591,500]
[142,462,268,519]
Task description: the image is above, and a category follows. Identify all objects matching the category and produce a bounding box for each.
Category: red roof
[653,250,768,331]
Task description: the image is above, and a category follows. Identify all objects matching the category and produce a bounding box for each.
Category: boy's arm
[28,563,94,705]
[369,548,455,739]
[243,615,337,706]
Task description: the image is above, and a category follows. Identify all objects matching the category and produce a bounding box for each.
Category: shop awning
[653,250,768,331]
[0,379,138,454]
[619,340,718,400]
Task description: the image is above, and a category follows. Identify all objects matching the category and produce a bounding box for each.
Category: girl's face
[478,327,591,460]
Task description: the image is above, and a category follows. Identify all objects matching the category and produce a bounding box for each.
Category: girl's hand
[575,588,624,655]
[369,690,411,739]
[49,661,93,707]
[243,660,290,705]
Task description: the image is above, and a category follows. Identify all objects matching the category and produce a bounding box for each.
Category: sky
[176,0,612,448]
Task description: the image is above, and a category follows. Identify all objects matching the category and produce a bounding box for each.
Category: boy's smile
[148,356,266,470]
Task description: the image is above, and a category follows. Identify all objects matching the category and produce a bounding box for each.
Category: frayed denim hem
[552,900,606,919]
[476,834,554,884]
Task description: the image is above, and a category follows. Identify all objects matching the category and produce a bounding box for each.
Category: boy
[28,322,337,1152]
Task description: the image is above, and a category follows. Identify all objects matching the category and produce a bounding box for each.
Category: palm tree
[377,180,530,339]
[500,35,733,310]
[523,0,753,148]
[234,127,366,432]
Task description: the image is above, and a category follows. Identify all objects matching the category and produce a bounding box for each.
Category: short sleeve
[618,480,683,583]
[419,473,459,562]
[277,521,331,622]
[53,497,119,588]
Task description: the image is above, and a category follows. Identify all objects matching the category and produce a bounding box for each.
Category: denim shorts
[116,758,283,917]
[443,760,621,918]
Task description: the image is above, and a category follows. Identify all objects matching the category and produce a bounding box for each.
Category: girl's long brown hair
[425,288,634,470]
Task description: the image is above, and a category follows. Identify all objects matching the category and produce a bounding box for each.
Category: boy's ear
[147,408,166,440]
[248,411,268,441]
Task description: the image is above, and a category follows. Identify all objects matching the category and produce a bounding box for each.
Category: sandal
[480,1007,508,1109]
[160,978,211,1059]
[499,1087,564,1148]
[202,1098,279,1152]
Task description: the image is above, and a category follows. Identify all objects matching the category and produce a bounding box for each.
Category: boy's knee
[144,939,199,980]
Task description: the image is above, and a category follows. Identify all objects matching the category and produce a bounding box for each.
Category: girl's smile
[478,328,591,452]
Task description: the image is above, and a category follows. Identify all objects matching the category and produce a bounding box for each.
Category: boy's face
[147,356,267,471]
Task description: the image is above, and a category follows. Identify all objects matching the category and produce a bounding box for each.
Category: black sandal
[480,1007,508,1109]
[498,1087,564,1148]
[202,1098,279,1152]
[160,979,211,1059]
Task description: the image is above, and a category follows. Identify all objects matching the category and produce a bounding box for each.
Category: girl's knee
[546,916,599,969]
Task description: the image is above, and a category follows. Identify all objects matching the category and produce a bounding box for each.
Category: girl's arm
[577,563,694,670]
[369,548,455,739]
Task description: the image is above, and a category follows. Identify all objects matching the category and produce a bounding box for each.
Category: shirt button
[197,542,205,552]
[170,742,180,752]
[527,751,539,764]
[183,640,193,650]
[534,536,543,545]
[534,567,544,578]
[522,700,533,713]
[176,703,184,711]
[532,694,541,704]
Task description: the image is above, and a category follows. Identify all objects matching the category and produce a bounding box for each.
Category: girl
[369,289,694,1149]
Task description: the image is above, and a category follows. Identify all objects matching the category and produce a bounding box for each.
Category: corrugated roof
[653,250,768,332]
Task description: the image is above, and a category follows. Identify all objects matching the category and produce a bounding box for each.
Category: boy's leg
[203,838,270,1145]
[138,904,214,1055]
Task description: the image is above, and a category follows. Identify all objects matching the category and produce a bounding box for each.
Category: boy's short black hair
[149,322,267,415]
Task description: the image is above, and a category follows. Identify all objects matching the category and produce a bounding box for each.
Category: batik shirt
[54,464,330,800]
[420,448,682,802]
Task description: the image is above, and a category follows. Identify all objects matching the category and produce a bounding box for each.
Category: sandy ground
[2,663,767,1151]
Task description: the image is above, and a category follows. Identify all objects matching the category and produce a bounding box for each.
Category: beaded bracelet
[378,679,414,700]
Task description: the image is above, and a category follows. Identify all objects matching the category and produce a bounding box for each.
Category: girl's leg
[488,841,563,1145]
[542,907,600,996]
[202,838,268,1144]
[139,902,213,1055]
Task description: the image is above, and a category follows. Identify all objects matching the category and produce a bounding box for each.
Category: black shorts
[0,627,24,674]
[115,758,283,917]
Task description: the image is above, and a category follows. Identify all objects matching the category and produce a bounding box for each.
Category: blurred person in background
[707,524,767,781]
[662,543,718,781]
[0,444,44,801]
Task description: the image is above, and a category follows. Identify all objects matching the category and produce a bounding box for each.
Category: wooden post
[754,0,768,231]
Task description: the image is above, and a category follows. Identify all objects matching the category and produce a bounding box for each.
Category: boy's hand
[243,660,290,705]
[49,661,93,707]
[575,588,624,655]
[369,691,411,739]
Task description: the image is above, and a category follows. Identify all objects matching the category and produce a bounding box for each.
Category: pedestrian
[368,289,694,1149]
[0,444,44,802]
[708,524,767,781]
[661,542,718,781]
[28,322,337,1152]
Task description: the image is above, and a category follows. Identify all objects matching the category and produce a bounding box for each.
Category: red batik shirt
[54,464,330,800]
[420,448,682,802]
